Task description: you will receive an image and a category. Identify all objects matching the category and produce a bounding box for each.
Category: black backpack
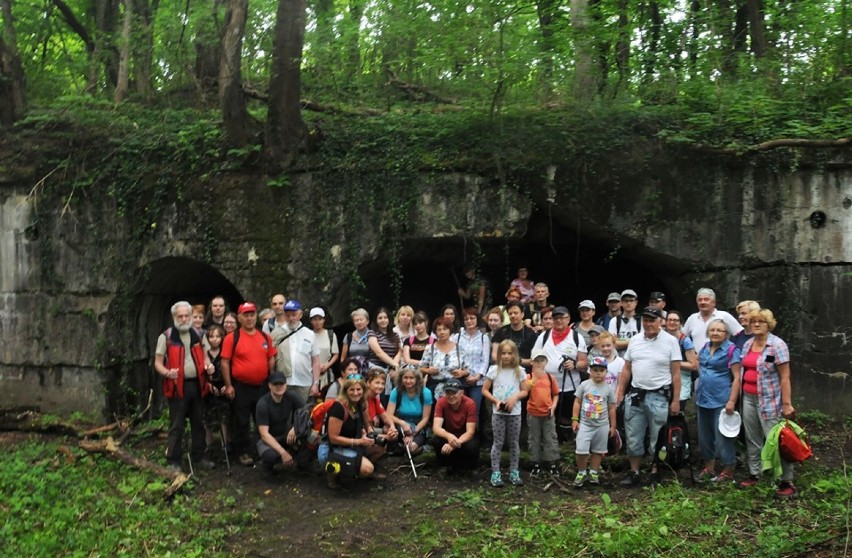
[653,413,692,473]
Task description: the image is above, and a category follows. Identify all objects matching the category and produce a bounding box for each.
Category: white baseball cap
[309,307,325,318]
[718,411,741,438]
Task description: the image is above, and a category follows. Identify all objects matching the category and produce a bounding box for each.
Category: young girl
[402,312,434,366]
[203,325,230,450]
[386,366,433,455]
[483,340,529,487]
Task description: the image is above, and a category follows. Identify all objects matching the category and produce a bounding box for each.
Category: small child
[596,331,625,389]
[525,353,561,477]
[572,356,617,487]
[484,339,529,487]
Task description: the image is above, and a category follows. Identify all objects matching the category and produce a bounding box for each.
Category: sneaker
[509,470,524,486]
[694,468,716,483]
[620,471,641,487]
[549,463,561,477]
[238,454,254,466]
[739,475,759,488]
[588,470,600,485]
[491,471,505,488]
[573,470,587,488]
[775,481,797,498]
[712,471,734,484]
[530,464,542,478]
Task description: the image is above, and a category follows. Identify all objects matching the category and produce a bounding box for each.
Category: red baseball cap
[237,302,257,314]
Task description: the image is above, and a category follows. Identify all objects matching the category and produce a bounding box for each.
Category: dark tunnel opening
[359,207,693,324]
[105,257,243,414]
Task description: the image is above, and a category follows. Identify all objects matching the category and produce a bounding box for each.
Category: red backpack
[778,420,812,463]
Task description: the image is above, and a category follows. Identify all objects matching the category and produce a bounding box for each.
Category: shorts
[575,422,609,455]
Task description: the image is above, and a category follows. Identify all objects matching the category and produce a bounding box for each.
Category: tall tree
[219,0,250,147]
[0,0,25,124]
[570,0,596,101]
[114,0,132,102]
[264,0,307,170]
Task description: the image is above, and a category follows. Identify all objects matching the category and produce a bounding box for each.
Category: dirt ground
[183,415,849,558]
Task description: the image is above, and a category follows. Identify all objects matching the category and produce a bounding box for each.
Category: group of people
[155,271,800,497]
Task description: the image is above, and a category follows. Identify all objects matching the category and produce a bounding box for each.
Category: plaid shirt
[742,333,790,419]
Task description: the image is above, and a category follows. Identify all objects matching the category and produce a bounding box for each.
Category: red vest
[163,328,209,399]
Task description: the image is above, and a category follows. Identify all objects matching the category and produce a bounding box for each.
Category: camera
[366,431,388,447]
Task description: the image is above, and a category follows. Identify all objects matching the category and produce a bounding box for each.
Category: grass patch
[396,465,849,557]
[0,438,248,558]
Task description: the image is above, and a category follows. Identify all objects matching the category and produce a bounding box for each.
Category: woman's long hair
[399,365,424,396]
[337,376,369,417]
[372,306,400,346]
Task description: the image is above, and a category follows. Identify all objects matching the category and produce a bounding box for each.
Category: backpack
[615,315,642,336]
[778,420,812,463]
[293,400,319,447]
[653,413,692,471]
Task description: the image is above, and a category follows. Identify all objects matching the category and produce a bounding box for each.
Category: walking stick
[221,422,231,476]
[404,436,418,479]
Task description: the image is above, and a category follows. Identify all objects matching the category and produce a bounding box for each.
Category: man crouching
[256,372,306,472]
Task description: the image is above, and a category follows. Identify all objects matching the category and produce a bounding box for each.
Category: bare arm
[726,363,742,413]
[778,362,795,418]
[616,360,632,405]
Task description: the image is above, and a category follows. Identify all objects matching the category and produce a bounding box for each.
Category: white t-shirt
[608,314,641,356]
[486,365,524,416]
[271,324,320,387]
[623,332,681,390]
[682,309,743,350]
[604,355,625,389]
[531,328,588,393]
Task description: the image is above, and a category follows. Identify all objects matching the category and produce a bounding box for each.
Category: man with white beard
[154,300,216,471]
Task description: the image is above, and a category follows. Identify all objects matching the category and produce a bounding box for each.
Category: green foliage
[0,439,241,557]
[395,464,848,557]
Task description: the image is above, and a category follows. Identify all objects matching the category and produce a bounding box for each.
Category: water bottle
[658,445,668,462]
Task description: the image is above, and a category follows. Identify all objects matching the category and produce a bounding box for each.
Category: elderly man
[270,299,322,403]
[616,307,681,487]
[154,301,215,471]
[221,302,276,466]
[530,306,588,439]
[431,379,480,471]
[682,288,743,350]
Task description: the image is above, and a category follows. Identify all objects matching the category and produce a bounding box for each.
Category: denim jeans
[624,391,669,457]
[696,405,736,467]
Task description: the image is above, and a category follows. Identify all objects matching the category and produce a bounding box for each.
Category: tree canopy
[1,0,850,156]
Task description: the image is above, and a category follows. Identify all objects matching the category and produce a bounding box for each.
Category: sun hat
[718,411,742,438]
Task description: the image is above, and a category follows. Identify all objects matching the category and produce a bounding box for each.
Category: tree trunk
[570,0,596,101]
[94,0,120,90]
[344,0,362,80]
[264,0,307,170]
[0,0,26,125]
[614,0,630,89]
[745,0,769,57]
[219,0,250,147]
[313,0,334,80]
[114,0,132,102]
[535,0,558,85]
[132,0,159,100]
[643,1,661,82]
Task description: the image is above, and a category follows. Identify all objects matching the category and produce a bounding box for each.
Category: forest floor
[186,415,851,557]
[2,412,849,557]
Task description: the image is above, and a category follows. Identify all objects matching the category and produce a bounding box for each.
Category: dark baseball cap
[641,306,663,319]
[444,378,464,393]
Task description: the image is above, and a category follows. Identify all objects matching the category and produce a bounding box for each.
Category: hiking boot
[549,463,561,477]
[775,481,797,498]
[509,470,524,486]
[620,471,641,487]
[326,471,341,490]
[738,475,759,489]
[573,470,587,488]
[490,471,505,488]
[712,471,734,484]
[238,454,254,466]
[530,463,542,478]
[588,470,600,485]
[694,468,716,483]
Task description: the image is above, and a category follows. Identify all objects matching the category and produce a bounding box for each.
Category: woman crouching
[318,376,379,489]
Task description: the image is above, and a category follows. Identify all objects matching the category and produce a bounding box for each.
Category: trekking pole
[404,436,418,479]
[221,422,231,476]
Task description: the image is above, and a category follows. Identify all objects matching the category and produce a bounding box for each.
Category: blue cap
[283,300,301,311]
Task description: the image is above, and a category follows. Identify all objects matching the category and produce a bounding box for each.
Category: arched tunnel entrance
[104,257,242,414]
[360,207,693,323]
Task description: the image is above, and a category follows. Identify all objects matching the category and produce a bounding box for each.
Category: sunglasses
[348,374,364,381]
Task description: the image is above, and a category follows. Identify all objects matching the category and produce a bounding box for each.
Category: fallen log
[79,436,191,499]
